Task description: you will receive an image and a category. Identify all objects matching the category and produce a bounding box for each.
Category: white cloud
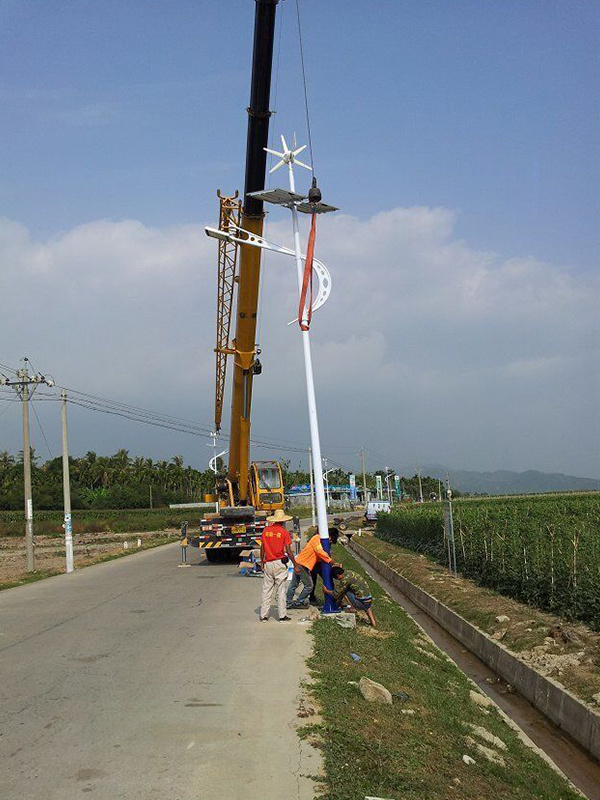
[0,208,597,475]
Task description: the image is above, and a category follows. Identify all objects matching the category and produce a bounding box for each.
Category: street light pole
[384,467,394,504]
[227,135,339,611]
[61,390,74,573]
[308,447,316,528]
[283,151,339,612]
[361,448,367,504]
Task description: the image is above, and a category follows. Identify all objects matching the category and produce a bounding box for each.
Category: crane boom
[214,191,241,432]
[191,0,286,560]
[227,0,279,503]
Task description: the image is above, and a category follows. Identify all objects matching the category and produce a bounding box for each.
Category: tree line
[0,449,215,510]
[0,449,451,510]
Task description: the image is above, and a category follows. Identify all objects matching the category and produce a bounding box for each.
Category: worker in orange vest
[287,529,339,609]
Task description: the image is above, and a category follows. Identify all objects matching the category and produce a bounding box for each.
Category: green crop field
[0,508,189,538]
[376,493,600,629]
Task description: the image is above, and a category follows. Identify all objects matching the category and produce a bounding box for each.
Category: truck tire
[204,549,221,563]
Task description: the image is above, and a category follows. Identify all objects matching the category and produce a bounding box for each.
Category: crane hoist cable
[295,0,315,177]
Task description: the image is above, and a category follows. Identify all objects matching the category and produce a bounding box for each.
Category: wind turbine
[265,133,312,173]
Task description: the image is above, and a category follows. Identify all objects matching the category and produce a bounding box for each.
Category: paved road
[0,533,325,800]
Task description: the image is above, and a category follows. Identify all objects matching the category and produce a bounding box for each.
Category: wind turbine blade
[264,147,285,157]
[269,159,286,174]
[292,144,307,156]
[294,159,312,171]
[293,131,297,148]
[280,134,289,153]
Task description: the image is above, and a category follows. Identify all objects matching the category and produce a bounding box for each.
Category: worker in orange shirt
[287,529,339,609]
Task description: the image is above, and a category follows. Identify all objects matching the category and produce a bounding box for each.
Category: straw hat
[266,509,293,523]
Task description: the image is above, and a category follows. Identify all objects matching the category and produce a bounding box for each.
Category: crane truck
[191,0,285,562]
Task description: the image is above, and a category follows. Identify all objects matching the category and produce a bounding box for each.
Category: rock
[462,754,476,765]
[495,615,510,623]
[365,796,396,800]
[359,677,393,705]
[401,709,416,715]
[323,612,356,629]
[520,649,584,677]
[492,628,507,641]
[467,724,507,751]
[548,623,582,645]
[465,735,505,765]
[475,742,505,765]
[469,690,494,709]
[591,692,600,705]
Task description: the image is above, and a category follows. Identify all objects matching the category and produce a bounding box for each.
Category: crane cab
[250,460,284,512]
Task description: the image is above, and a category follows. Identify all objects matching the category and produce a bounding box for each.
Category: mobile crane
[191,0,284,561]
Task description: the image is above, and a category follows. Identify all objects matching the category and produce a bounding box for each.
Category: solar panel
[296,201,339,215]
[247,188,306,206]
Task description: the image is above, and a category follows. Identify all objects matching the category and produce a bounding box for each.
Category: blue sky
[2,0,598,267]
[0,0,598,477]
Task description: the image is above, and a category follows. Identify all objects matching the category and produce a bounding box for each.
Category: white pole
[323,459,331,511]
[309,447,316,528]
[212,432,219,512]
[61,390,74,574]
[288,162,329,542]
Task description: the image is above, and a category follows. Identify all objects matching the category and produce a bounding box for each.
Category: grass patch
[0,508,186,537]
[0,568,63,591]
[355,534,600,705]
[306,545,580,800]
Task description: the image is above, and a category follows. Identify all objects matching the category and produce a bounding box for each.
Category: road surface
[0,534,324,800]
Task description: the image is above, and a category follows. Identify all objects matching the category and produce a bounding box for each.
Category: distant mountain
[405,464,600,496]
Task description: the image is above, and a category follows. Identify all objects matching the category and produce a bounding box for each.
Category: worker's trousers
[260,560,288,620]
[286,565,313,606]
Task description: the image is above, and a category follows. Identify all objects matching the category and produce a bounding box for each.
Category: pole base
[322,595,341,614]
[319,540,340,613]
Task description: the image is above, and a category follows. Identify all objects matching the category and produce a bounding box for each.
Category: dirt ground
[355,531,600,709]
[0,529,181,587]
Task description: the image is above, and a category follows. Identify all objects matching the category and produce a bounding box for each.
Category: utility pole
[417,467,424,504]
[361,448,367,504]
[22,381,34,570]
[0,359,54,572]
[149,484,153,509]
[309,447,316,528]
[61,390,74,573]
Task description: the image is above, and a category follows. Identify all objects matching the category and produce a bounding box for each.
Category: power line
[0,362,19,375]
[62,396,310,455]
[30,399,53,459]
